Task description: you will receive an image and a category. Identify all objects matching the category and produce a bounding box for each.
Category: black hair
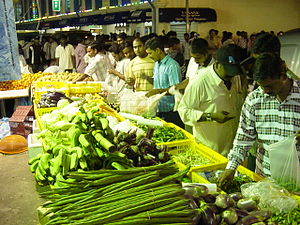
[168,38,180,47]
[145,37,164,52]
[167,31,177,38]
[253,53,284,82]
[108,43,122,54]
[251,33,281,55]
[190,38,209,55]
[88,41,105,52]
[123,41,133,49]
[117,33,126,40]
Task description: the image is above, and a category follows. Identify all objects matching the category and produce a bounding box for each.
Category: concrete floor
[0,151,45,225]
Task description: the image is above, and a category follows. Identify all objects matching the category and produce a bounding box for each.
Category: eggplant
[235,208,249,218]
[184,184,209,198]
[200,207,218,225]
[203,194,217,203]
[237,198,257,211]
[236,215,264,225]
[229,192,243,201]
[222,208,239,224]
[248,210,271,220]
[192,213,202,225]
[215,214,222,224]
[215,194,235,209]
[207,203,219,214]
[189,197,199,209]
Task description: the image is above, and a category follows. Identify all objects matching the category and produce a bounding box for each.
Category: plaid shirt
[226,80,300,177]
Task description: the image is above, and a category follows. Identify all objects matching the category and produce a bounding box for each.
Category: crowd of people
[17,29,299,186]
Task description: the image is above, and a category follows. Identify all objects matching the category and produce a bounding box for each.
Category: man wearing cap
[218,53,300,188]
[178,44,247,155]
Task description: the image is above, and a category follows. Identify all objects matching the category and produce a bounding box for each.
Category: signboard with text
[159,8,217,23]
[52,0,61,11]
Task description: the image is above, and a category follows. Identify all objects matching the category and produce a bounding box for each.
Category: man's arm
[218,99,257,188]
[108,69,125,80]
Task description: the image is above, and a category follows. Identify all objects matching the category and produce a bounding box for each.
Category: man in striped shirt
[218,53,300,187]
[125,38,155,91]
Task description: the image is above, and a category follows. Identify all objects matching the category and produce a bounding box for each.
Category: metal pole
[186,0,190,33]
[149,2,157,34]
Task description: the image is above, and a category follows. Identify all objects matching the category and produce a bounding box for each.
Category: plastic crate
[33,103,57,130]
[169,141,228,174]
[191,165,263,187]
[156,123,195,151]
[68,81,103,94]
[28,133,42,159]
[33,81,69,102]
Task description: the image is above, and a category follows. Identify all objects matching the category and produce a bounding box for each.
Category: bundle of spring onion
[38,161,196,225]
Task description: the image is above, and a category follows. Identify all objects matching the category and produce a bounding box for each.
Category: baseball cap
[216,44,244,76]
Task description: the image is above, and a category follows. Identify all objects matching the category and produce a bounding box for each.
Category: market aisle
[0,152,44,225]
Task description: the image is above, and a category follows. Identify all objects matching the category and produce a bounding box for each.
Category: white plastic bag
[268,136,300,190]
[119,89,166,117]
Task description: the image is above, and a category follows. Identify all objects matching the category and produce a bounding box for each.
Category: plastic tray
[156,123,195,151]
[191,165,263,187]
[33,81,69,101]
[33,103,57,130]
[169,141,228,174]
[68,81,103,94]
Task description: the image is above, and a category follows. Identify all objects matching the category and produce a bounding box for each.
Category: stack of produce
[35,72,91,82]
[37,92,72,108]
[137,124,187,143]
[37,162,196,225]
[0,72,49,91]
[29,100,169,186]
[185,183,300,225]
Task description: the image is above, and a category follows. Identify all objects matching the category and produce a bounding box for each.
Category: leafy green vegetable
[210,175,253,193]
[268,207,300,225]
[137,125,186,143]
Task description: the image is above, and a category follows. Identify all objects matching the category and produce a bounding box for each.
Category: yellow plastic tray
[169,141,228,174]
[33,81,69,101]
[34,102,57,130]
[156,123,195,151]
[68,82,102,94]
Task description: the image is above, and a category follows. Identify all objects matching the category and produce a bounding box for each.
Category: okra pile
[38,162,196,225]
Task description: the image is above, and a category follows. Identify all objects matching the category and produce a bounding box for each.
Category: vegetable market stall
[26,85,300,225]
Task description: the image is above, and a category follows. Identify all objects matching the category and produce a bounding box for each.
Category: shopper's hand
[212,111,235,123]
[217,169,235,189]
[145,89,163,97]
[108,69,117,75]
[126,77,135,86]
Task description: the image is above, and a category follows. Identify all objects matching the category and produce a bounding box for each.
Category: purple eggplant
[235,208,249,218]
[236,215,264,225]
[203,194,217,203]
[207,203,219,214]
[215,194,235,209]
[200,207,218,225]
[229,192,243,201]
[248,210,271,220]
[222,208,239,224]
[237,198,258,211]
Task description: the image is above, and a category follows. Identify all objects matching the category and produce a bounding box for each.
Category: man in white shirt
[106,44,130,93]
[178,44,247,155]
[55,36,75,72]
[77,42,112,81]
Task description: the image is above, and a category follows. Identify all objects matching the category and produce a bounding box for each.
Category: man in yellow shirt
[126,38,155,91]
